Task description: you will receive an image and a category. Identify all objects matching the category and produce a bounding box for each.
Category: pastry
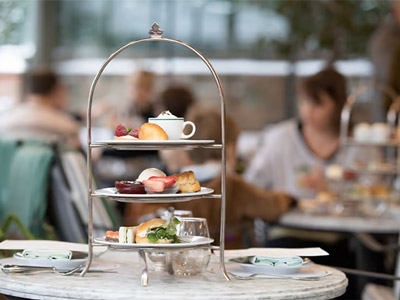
[325,165,343,181]
[173,171,201,193]
[138,123,168,140]
[135,218,179,244]
[370,185,390,198]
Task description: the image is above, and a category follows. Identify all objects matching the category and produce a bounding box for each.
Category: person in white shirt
[245,68,349,199]
[0,68,81,149]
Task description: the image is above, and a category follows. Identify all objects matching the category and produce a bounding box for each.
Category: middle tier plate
[93,187,215,203]
[94,236,214,249]
[92,139,219,150]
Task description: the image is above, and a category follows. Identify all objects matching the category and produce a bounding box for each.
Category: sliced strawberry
[143,179,165,193]
[148,176,176,188]
[115,124,127,137]
[129,128,139,138]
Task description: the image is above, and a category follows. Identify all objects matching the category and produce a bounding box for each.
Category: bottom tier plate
[94,236,214,249]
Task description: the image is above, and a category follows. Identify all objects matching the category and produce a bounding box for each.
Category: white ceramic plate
[227,259,312,275]
[94,236,214,249]
[12,252,87,270]
[96,140,215,145]
[95,187,214,199]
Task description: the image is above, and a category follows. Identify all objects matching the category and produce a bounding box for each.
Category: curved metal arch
[340,83,400,142]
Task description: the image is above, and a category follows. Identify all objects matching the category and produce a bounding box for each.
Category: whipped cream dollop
[155,111,179,119]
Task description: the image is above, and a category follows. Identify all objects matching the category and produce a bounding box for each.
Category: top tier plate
[92,139,219,150]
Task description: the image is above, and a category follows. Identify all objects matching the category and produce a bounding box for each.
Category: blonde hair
[186,107,240,164]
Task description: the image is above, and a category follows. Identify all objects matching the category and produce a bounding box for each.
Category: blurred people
[368,0,400,115]
[124,70,156,128]
[156,85,196,174]
[125,108,295,249]
[154,85,195,117]
[245,68,347,199]
[0,67,81,149]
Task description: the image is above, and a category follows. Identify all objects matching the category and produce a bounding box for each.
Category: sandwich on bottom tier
[105,218,180,244]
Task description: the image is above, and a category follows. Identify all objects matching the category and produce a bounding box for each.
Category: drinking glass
[147,210,194,271]
[171,217,211,275]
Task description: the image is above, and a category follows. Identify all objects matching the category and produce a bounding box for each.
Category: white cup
[148,117,196,140]
[371,123,389,143]
[353,123,371,142]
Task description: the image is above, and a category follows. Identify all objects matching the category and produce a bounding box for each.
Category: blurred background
[0,0,391,130]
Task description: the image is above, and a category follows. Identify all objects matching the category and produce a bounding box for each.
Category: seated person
[0,67,81,149]
[245,68,349,199]
[125,108,295,249]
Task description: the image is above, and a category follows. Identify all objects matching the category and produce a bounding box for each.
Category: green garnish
[147,232,158,243]
[126,128,132,134]
[146,218,181,243]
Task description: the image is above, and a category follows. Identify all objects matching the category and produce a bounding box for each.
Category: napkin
[21,249,72,261]
[224,247,329,258]
[229,255,304,266]
[250,256,303,267]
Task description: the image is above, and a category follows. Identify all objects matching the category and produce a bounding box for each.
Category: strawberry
[115,124,127,137]
[143,179,165,193]
[148,176,176,188]
[129,128,139,138]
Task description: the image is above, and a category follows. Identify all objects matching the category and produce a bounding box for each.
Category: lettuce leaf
[146,218,180,243]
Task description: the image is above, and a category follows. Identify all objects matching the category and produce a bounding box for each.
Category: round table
[279,210,400,299]
[0,250,347,300]
[280,210,400,234]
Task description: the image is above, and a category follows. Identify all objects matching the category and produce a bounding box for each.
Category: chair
[0,140,53,237]
[0,139,120,242]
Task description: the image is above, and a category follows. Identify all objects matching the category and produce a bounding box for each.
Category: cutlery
[228,271,330,281]
[1,264,83,276]
[0,264,118,276]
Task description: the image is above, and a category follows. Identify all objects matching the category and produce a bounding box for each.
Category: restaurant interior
[1,0,400,299]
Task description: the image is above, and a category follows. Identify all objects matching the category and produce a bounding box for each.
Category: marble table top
[0,250,347,300]
[280,210,400,234]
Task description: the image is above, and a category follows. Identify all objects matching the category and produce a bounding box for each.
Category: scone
[172,171,201,193]
[138,123,168,140]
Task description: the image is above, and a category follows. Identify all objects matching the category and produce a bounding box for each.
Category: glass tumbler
[147,210,194,271]
[171,217,211,275]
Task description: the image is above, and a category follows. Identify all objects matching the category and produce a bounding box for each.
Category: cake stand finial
[149,23,164,38]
